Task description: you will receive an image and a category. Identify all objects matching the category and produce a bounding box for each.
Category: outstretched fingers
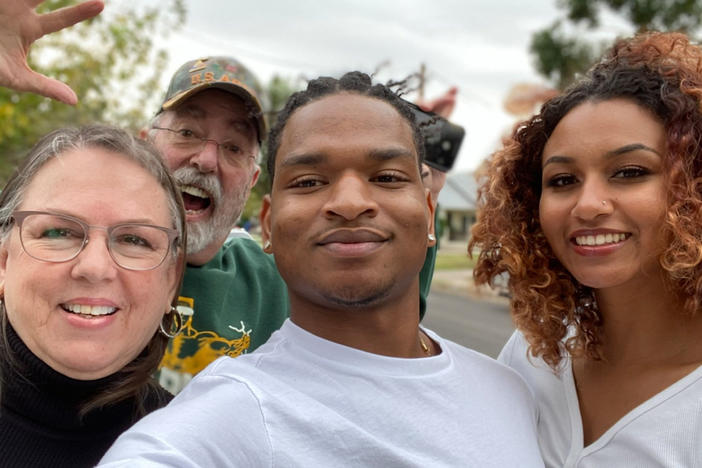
[37,0,104,36]
[20,67,78,105]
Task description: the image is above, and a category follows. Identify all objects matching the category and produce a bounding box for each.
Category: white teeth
[63,304,116,316]
[181,185,208,199]
[575,233,627,246]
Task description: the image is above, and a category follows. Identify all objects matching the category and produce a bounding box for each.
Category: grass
[434,250,475,271]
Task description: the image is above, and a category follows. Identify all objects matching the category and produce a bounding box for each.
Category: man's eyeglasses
[10,211,179,271]
[152,126,255,166]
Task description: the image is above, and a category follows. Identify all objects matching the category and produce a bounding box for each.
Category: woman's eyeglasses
[10,211,179,271]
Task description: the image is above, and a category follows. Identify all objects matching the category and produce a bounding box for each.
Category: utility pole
[418,62,426,100]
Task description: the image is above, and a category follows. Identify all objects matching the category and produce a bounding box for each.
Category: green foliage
[531,23,599,88]
[561,0,702,31]
[0,0,186,184]
[532,0,702,88]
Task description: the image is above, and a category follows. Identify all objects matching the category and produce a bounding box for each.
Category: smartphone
[407,102,465,172]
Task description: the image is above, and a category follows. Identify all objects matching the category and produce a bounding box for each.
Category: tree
[531,0,702,88]
[0,0,186,183]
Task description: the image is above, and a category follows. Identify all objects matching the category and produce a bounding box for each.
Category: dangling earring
[159,306,184,338]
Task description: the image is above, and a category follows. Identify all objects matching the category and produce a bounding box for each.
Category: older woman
[470,32,702,466]
[0,125,186,467]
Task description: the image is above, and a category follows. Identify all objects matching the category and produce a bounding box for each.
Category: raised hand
[415,86,457,119]
[0,0,104,105]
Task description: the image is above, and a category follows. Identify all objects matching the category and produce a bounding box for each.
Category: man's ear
[426,189,436,247]
[250,165,261,189]
[260,194,273,253]
[138,127,149,140]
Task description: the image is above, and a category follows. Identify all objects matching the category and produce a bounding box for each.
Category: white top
[101,319,543,467]
[499,330,702,467]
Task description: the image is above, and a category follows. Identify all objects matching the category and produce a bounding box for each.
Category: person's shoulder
[220,238,275,265]
[497,329,530,366]
[442,338,514,373]
[99,361,271,466]
[434,333,538,415]
[210,237,281,279]
[435,333,533,388]
[220,236,264,254]
[199,332,289,379]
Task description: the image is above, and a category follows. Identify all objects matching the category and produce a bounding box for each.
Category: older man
[145,56,290,393]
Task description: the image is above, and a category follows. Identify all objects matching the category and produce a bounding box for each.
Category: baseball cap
[159,56,266,141]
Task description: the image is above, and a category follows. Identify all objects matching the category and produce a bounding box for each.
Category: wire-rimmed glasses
[151,126,256,166]
[11,211,179,271]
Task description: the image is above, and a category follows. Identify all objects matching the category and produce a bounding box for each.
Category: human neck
[594,277,701,366]
[289,284,427,358]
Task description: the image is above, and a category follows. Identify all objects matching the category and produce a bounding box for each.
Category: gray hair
[0,124,185,249]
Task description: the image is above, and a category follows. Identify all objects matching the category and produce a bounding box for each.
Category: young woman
[470,32,702,466]
[0,125,186,467]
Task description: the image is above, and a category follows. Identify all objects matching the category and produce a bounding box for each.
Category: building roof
[437,171,477,211]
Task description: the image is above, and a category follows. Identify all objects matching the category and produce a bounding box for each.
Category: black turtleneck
[0,325,172,468]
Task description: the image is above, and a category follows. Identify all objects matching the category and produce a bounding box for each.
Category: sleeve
[98,371,272,467]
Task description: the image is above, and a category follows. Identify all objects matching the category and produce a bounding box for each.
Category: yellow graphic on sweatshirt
[159,296,251,394]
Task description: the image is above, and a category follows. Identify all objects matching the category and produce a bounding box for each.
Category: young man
[99,73,542,467]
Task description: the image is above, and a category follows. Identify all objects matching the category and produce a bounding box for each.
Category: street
[423,290,515,359]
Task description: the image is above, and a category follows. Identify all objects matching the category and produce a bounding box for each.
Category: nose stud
[601,200,607,206]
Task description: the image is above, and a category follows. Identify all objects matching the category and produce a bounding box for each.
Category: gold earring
[159,306,184,338]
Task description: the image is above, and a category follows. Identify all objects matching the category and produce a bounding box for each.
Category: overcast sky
[133,1,628,173]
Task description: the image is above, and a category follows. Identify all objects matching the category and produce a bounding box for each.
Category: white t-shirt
[499,330,702,467]
[101,319,543,467]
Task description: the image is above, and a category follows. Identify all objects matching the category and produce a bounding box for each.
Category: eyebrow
[368,147,417,162]
[43,209,158,226]
[174,105,205,120]
[174,104,254,135]
[542,143,662,167]
[280,152,326,168]
[606,143,661,157]
[280,147,417,169]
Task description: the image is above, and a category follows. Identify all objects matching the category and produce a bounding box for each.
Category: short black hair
[265,71,425,183]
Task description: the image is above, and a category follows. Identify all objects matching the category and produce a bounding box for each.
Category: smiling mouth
[573,232,629,246]
[181,185,212,214]
[61,304,117,318]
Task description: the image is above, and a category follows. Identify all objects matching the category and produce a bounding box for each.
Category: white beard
[172,166,250,255]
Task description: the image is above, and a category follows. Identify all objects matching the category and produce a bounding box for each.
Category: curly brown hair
[469,31,702,370]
